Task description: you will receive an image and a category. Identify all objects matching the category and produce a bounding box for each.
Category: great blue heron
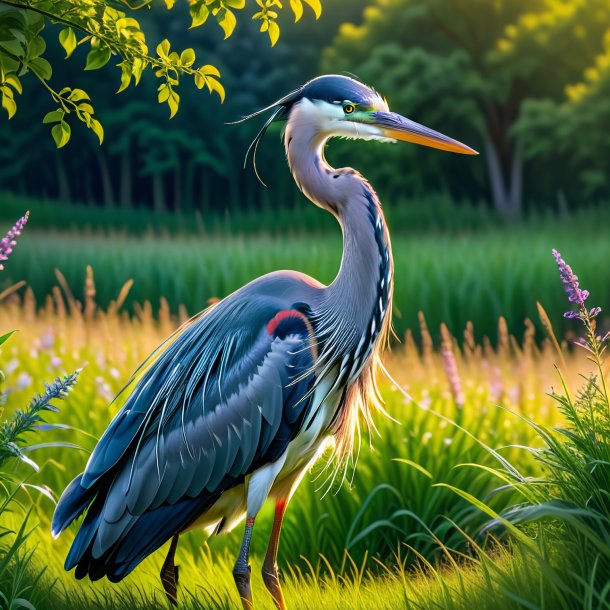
[52,75,476,609]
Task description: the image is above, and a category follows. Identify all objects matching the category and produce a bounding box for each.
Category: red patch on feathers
[266,309,308,336]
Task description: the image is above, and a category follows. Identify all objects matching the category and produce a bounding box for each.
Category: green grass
[3,211,610,342]
[0,295,587,609]
[2,202,609,608]
[0,191,502,237]
[8,536,568,610]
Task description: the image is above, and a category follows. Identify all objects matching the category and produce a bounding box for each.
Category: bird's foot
[233,564,253,610]
[262,562,286,610]
[160,563,179,606]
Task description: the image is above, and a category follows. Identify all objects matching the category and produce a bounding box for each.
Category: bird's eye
[343,103,355,115]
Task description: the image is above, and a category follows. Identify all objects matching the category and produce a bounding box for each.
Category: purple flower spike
[0,211,29,271]
[552,249,594,316]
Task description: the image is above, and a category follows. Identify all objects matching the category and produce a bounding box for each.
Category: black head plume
[228,75,375,186]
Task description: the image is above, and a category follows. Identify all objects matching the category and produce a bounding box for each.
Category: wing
[53,286,318,581]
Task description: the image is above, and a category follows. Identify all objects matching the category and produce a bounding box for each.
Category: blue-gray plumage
[52,74,477,609]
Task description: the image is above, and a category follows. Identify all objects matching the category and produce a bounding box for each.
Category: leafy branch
[0,0,321,146]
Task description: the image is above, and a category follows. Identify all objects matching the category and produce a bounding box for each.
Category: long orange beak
[371,111,478,155]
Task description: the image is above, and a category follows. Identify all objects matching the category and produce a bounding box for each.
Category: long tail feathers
[51,474,95,539]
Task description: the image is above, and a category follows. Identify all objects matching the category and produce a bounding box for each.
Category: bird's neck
[284,121,393,360]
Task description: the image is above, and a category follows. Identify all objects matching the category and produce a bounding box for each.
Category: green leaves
[58,27,76,59]
[51,121,71,149]
[85,46,111,71]
[0,0,322,146]
[42,110,63,124]
[28,57,52,80]
[0,330,15,348]
[0,73,21,119]
[43,88,103,147]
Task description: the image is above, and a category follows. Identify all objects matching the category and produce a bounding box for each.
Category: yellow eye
[343,103,355,114]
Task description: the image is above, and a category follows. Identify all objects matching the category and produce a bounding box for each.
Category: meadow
[1,205,610,609]
[0,270,601,609]
[2,200,610,342]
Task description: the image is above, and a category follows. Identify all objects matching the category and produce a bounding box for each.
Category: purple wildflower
[0,211,29,271]
[552,249,597,319]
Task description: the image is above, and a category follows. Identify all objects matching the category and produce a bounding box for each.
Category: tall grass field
[1,207,610,609]
[3,206,610,343]
[0,280,604,609]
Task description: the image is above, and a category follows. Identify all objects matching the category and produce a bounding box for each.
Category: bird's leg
[160,534,180,606]
[262,499,288,610]
[233,515,256,610]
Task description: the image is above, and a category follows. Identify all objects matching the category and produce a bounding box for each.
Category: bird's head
[236,74,477,182]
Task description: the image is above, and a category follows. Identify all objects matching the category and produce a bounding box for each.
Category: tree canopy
[1,0,610,217]
[324,0,610,215]
[0,0,321,146]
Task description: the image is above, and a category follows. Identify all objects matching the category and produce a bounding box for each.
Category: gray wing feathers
[88,332,310,559]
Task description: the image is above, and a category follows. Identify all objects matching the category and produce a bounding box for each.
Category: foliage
[323,0,610,215]
[515,26,610,201]
[0,0,321,146]
[0,368,80,610]
[0,369,80,469]
[453,250,610,608]
[0,211,81,609]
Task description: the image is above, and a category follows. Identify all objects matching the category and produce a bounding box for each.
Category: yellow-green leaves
[43,88,103,148]
[287,0,321,22]
[303,0,321,19]
[189,1,210,28]
[1,0,322,146]
[154,39,224,116]
[194,65,225,102]
[1,73,21,119]
[85,46,111,71]
[157,82,180,118]
[58,27,76,59]
[188,0,245,38]
[217,8,237,38]
[180,48,196,67]
[251,0,320,45]
[290,0,303,22]
[1,87,16,119]
[51,121,71,148]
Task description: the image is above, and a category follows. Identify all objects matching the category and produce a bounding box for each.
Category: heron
[52,74,476,609]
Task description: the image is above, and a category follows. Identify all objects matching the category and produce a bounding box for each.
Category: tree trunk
[508,143,523,213]
[199,170,207,214]
[95,148,115,208]
[153,173,165,212]
[185,162,195,212]
[483,133,522,218]
[55,157,71,203]
[173,164,182,213]
[120,149,132,208]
